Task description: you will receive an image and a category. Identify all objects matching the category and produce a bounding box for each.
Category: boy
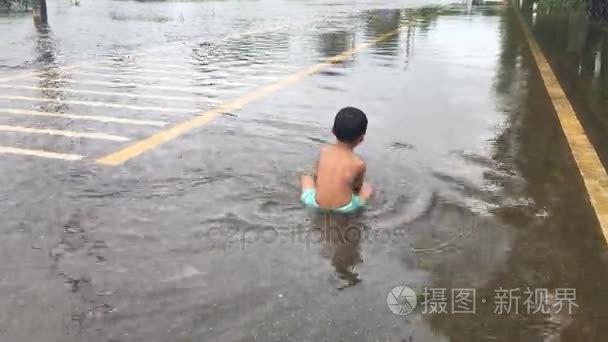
[300,107,374,213]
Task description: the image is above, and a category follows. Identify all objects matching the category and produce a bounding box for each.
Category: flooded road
[1,1,608,341]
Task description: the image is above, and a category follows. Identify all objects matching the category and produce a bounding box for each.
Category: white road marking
[78,65,290,79]
[26,77,242,94]
[79,65,208,76]
[0,146,83,160]
[0,124,131,141]
[0,95,196,113]
[65,71,250,88]
[0,108,166,126]
[0,84,220,104]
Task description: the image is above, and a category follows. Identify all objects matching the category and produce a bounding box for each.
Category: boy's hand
[359,182,374,201]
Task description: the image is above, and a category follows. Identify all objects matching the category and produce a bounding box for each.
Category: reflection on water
[313,213,364,290]
[364,9,402,56]
[420,7,608,341]
[318,31,355,58]
[35,26,63,105]
[526,6,608,166]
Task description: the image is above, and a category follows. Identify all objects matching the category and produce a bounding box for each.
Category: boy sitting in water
[300,107,374,213]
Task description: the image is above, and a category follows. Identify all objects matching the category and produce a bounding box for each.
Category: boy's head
[332,107,368,146]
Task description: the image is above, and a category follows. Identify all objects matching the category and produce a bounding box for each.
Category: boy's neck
[334,141,355,150]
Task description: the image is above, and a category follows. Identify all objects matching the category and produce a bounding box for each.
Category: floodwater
[0,1,607,341]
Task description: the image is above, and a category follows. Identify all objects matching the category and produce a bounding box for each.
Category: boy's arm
[312,148,326,180]
[312,156,320,180]
[352,161,366,194]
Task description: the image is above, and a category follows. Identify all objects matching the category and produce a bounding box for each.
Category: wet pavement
[1,1,608,341]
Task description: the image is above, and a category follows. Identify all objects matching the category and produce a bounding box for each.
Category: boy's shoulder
[353,154,365,170]
[320,145,364,166]
[346,149,365,171]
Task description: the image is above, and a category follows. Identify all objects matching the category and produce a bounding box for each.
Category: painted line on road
[0,108,166,126]
[0,95,196,113]
[96,62,300,73]
[0,124,130,141]
[25,77,242,95]
[0,146,83,161]
[0,84,220,104]
[95,62,198,71]
[0,63,85,84]
[77,65,287,81]
[78,65,205,76]
[518,12,608,241]
[65,71,250,88]
[96,28,401,166]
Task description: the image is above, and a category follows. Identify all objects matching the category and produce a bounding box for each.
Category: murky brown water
[0,1,607,341]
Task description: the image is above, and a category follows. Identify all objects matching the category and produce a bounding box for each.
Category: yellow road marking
[0,84,221,104]
[0,146,83,161]
[518,12,608,240]
[0,124,130,141]
[0,95,196,113]
[26,77,241,94]
[96,29,401,166]
[65,71,249,87]
[0,108,166,126]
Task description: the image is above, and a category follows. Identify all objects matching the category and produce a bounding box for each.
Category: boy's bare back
[314,145,365,208]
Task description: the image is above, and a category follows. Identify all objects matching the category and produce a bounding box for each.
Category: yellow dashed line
[96,29,401,166]
[518,12,608,241]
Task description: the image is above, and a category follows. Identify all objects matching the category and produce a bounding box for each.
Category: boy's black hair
[332,107,368,143]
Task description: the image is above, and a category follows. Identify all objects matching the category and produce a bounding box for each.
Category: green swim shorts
[300,189,366,214]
